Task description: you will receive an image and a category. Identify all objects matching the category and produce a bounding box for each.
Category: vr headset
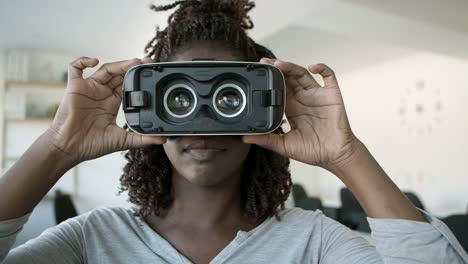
[122,61,286,135]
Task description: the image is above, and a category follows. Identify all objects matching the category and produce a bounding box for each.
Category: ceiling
[261,0,468,73]
[0,0,310,59]
[0,0,166,59]
[0,0,467,70]
[261,25,414,74]
[344,0,468,35]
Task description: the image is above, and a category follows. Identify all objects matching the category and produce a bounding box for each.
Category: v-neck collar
[133,212,275,264]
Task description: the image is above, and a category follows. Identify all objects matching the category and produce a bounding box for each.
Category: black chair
[442,214,468,252]
[292,184,308,206]
[403,191,425,210]
[338,188,426,233]
[297,197,323,211]
[338,188,368,231]
[292,184,323,211]
[53,189,78,224]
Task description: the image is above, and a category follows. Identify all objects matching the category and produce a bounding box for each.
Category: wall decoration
[399,80,443,136]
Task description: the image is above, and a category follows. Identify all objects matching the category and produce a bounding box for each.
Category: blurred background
[0,0,467,247]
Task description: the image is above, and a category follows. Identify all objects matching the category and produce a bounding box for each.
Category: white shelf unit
[0,80,78,197]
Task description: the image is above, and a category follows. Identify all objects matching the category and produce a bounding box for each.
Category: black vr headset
[122,61,286,135]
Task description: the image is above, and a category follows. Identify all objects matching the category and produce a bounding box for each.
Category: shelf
[5,80,67,89]
[5,118,53,123]
[4,156,20,161]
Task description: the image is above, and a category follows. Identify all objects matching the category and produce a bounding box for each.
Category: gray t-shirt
[1,206,467,263]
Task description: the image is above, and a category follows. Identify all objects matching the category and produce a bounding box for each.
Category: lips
[183,140,226,161]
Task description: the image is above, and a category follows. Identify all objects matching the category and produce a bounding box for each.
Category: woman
[0,1,467,263]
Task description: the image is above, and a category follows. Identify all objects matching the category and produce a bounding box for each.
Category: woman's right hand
[45,56,166,165]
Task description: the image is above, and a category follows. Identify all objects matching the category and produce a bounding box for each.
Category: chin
[181,163,231,187]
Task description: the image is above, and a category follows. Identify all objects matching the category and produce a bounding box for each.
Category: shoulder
[23,207,138,249]
[244,208,329,255]
[256,207,326,239]
[277,207,326,224]
[278,208,353,233]
[60,206,141,233]
[78,206,139,225]
[83,206,137,220]
[270,207,349,237]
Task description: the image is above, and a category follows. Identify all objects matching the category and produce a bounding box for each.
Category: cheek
[223,143,251,168]
[162,142,182,169]
[200,143,251,179]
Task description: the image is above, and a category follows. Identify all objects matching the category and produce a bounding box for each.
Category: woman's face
[162,45,251,187]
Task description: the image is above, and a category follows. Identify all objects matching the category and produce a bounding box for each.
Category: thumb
[242,133,286,156]
[123,132,167,150]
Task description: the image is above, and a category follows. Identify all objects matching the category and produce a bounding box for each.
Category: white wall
[0,51,4,169]
[289,51,468,216]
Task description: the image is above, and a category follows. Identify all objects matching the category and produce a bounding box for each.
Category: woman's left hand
[246,59,427,223]
[243,58,359,170]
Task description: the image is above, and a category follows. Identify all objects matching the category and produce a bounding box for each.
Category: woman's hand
[244,59,426,222]
[45,57,166,165]
[243,58,359,171]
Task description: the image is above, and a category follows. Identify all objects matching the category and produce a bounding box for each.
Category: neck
[164,167,250,230]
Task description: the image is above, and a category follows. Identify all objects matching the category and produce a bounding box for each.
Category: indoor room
[0,0,467,263]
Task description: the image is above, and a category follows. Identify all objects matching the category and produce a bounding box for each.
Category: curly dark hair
[119,0,292,222]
